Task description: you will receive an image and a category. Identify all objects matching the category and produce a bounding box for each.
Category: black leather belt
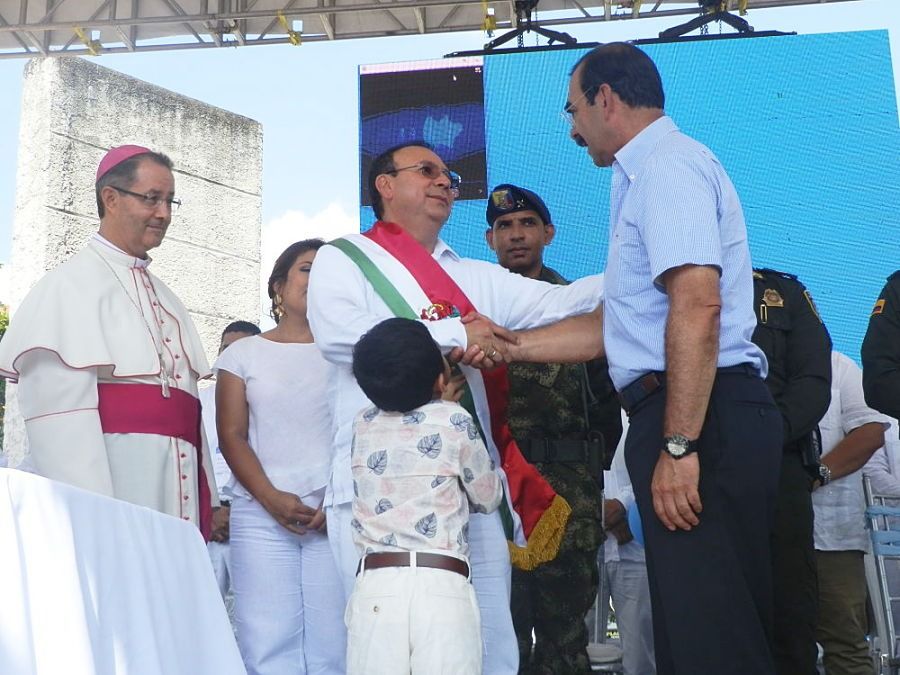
[357,551,469,578]
[517,438,598,464]
[618,363,759,415]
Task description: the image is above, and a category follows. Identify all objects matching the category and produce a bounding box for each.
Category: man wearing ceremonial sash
[0,145,217,538]
[307,141,604,674]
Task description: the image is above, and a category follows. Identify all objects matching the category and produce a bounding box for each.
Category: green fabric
[329,238,417,320]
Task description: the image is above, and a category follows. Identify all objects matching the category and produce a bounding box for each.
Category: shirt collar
[613,115,678,182]
[91,232,153,269]
[433,237,461,262]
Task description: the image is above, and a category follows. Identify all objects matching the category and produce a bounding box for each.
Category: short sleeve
[213,337,249,381]
[634,152,723,288]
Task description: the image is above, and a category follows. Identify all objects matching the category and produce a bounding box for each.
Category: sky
[0,0,897,309]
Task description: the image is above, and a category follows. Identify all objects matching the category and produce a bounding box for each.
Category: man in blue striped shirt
[509,43,783,674]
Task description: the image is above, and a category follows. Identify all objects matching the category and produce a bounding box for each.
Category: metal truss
[0,0,859,59]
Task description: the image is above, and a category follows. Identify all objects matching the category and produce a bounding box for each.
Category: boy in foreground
[347,318,503,674]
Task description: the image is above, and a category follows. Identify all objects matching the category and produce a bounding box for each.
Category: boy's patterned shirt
[350,399,503,558]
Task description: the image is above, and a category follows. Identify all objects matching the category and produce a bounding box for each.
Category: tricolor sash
[332,221,571,570]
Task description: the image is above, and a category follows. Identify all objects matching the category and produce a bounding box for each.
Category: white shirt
[199,384,233,501]
[812,351,892,552]
[864,420,900,498]
[307,235,604,515]
[214,336,333,503]
[603,412,645,563]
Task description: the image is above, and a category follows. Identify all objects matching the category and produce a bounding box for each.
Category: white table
[0,469,246,674]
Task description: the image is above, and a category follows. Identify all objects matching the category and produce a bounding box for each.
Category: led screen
[359,31,900,361]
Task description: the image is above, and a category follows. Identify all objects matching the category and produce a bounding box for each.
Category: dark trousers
[772,450,818,675]
[625,369,782,675]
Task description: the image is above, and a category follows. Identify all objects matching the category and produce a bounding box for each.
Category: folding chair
[864,476,900,674]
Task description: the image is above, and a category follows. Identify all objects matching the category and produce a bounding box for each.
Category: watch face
[666,439,688,457]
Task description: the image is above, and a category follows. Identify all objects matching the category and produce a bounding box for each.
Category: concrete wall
[2,57,262,467]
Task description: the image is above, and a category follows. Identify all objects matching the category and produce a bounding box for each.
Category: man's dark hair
[367,141,433,221]
[352,318,444,412]
[222,320,260,338]
[95,152,174,218]
[267,239,326,323]
[571,42,665,110]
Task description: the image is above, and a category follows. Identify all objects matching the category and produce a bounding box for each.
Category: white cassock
[0,234,217,533]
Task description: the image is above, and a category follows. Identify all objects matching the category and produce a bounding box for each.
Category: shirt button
[182,516,189,521]
[165,338,172,343]
[175,374,182,380]
[184,495,189,501]
[181,474,187,480]
[180,453,187,459]
[174,354,180,360]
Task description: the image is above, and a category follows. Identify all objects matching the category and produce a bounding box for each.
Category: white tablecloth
[0,469,246,675]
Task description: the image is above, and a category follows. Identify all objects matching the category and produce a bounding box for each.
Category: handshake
[448,305,605,370]
[449,312,520,370]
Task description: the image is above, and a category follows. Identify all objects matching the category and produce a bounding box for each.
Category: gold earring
[274,293,285,320]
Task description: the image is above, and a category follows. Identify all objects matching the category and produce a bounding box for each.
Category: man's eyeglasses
[561,86,597,126]
[110,186,182,212]
[387,162,462,195]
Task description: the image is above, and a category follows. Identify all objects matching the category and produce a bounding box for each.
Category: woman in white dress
[216,239,345,675]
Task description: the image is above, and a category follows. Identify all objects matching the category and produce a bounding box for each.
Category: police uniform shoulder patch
[872,298,886,316]
[763,289,784,307]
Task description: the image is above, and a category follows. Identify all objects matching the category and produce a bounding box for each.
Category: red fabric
[363,221,557,538]
[97,382,213,541]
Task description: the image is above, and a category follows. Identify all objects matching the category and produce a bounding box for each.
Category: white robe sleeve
[16,349,115,497]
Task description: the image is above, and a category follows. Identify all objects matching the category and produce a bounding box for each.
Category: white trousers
[326,502,519,675]
[231,495,347,675]
[599,560,656,675]
[346,558,482,674]
[208,540,232,598]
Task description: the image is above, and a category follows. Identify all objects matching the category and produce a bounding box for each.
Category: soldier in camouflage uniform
[486,184,622,675]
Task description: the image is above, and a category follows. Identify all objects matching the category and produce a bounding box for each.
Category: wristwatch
[817,462,832,486]
[663,434,699,459]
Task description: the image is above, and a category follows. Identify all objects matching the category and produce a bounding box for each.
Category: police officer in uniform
[862,271,900,420]
[485,184,622,675]
[751,268,833,675]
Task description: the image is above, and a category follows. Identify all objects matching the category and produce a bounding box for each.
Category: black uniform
[862,271,900,421]
[751,268,833,675]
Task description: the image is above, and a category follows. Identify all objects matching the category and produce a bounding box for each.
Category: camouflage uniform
[508,266,622,675]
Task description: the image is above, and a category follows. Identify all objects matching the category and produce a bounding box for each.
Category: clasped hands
[448,312,519,370]
[262,488,326,535]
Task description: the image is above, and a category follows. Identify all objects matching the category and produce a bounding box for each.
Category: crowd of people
[2,40,900,675]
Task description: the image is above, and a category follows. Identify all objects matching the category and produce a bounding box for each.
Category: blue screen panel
[360,31,900,362]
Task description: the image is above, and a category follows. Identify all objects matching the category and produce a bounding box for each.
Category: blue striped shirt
[604,115,767,390]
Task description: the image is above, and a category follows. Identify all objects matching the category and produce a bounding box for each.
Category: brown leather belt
[357,551,469,578]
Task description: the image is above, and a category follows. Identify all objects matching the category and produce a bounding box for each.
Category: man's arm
[862,275,900,419]
[15,349,115,496]
[820,353,889,482]
[777,279,833,443]
[652,264,721,531]
[821,423,885,483]
[504,306,604,364]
